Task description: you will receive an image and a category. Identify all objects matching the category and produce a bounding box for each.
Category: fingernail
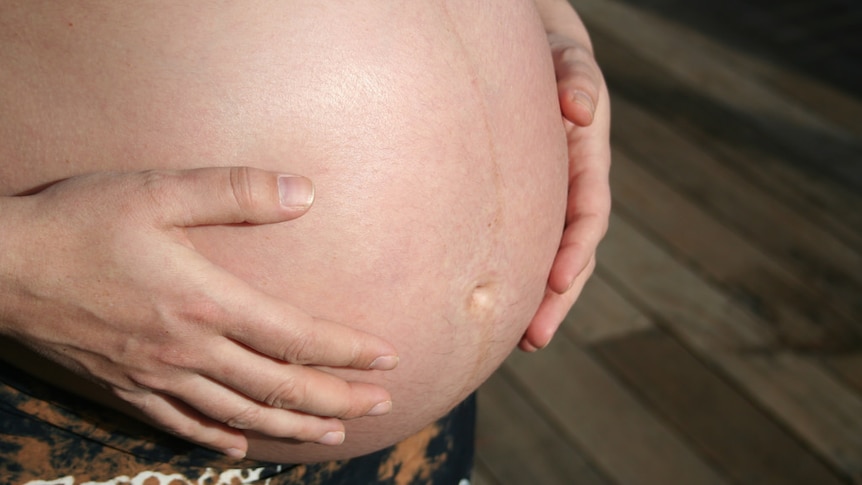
[369,355,399,370]
[278,175,314,209]
[224,448,246,459]
[317,431,345,446]
[367,400,392,416]
[572,91,595,120]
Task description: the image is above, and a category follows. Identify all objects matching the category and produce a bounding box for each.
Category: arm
[0,167,398,458]
[521,0,612,351]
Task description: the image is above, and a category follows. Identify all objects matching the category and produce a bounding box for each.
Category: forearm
[533,0,594,53]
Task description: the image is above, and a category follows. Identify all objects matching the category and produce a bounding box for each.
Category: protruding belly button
[468,281,497,317]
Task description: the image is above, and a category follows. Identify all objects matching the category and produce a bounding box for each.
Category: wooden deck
[474,0,862,483]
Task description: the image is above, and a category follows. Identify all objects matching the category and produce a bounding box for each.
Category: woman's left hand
[520,32,612,352]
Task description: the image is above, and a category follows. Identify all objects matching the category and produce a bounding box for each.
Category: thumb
[145,167,315,227]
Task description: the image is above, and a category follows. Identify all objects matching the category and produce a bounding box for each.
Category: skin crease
[0,0,572,463]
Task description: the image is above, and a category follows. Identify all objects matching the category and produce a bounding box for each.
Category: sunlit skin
[0,0,610,462]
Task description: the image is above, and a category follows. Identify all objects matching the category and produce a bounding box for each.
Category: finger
[120,389,249,458]
[555,59,600,126]
[561,89,597,128]
[548,109,612,295]
[547,210,607,294]
[520,257,596,352]
[165,374,348,444]
[134,167,315,228]
[205,340,393,419]
[218,285,399,371]
[549,36,603,127]
[546,165,610,294]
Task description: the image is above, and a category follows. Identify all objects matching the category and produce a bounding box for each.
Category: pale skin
[523,0,612,352]
[0,0,610,460]
[0,169,399,457]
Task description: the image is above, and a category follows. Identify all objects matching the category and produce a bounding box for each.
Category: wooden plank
[475,371,612,485]
[560,274,653,345]
[609,90,862,252]
[765,70,862,138]
[599,0,862,134]
[599,212,862,479]
[574,0,862,145]
[503,336,729,485]
[471,460,500,485]
[574,0,862,247]
[607,94,862,332]
[599,214,775,353]
[824,353,862,395]
[594,329,846,485]
[718,353,862,483]
[610,147,862,350]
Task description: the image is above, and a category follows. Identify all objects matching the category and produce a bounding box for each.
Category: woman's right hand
[0,167,398,459]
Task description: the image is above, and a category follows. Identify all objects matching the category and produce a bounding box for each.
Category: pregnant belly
[0,0,568,462]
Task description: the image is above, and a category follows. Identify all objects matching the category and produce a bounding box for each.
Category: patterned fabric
[0,360,475,484]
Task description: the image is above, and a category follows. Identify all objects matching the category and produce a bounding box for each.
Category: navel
[468,280,498,317]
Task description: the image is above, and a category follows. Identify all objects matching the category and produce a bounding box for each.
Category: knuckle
[280,330,318,364]
[345,341,365,369]
[264,376,307,410]
[333,394,361,419]
[178,296,230,328]
[126,371,167,392]
[125,393,198,440]
[133,170,187,225]
[563,43,594,63]
[124,358,190,393]
[138,170,177,209]
[335,333,366,368]
[228,166,259,213]
[150,344,198,372]
[125,332,204,378]
[161,418,199,440]
[115,387,152,411]
[224,405,264,430]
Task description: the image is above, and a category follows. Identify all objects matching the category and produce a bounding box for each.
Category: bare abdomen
[0,0,567,462]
